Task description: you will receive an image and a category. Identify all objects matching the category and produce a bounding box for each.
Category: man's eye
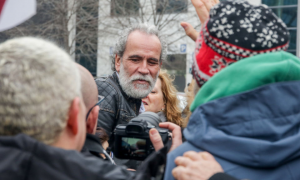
[149,61,158,65]
[151,91,155,94]
[131,59,138,62]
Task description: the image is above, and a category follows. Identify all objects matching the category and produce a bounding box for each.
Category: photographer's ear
[87,106,99,134]
[67,97,81,135]
[149,128,164,151]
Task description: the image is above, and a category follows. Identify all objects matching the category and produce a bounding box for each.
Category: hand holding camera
[150,122,182,153]
[113,112,182,160]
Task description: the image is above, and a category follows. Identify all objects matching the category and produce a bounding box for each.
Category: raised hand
[181,0,220,42]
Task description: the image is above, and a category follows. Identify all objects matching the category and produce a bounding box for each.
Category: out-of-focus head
[0,37,86,151]
[95,127,109,150]
[192,0,290,88]
[142,70,182,126]
[76,64,99,135]
[113,24,167,99]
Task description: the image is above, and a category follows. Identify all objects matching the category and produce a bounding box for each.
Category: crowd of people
[1,0,300,180]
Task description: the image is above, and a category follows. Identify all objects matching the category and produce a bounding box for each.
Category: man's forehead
[126,31,161,51]
[127,30,161,44]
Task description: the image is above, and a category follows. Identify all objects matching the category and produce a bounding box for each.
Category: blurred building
[0,0,298,92]
[97,0,197,92]
[96,0,265,92]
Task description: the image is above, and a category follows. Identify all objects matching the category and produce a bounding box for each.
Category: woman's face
[142,78,165,113]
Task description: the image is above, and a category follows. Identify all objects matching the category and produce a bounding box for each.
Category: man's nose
[138,59,150,75]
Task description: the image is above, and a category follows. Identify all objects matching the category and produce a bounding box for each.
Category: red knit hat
[192,0,290,87]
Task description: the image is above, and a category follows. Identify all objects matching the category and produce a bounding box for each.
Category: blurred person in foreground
[76,64,114,163]
[142,70,183,127]
[164,1,300,180]
[0,37,181,180]
[96,23,167,168]
[95,127,110,159]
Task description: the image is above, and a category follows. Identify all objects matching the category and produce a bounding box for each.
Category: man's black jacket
[96,72,141,141]
[0,134,170,180]
[209,173,239,180]
[0,134,133,180]
[95,72,142,169]
[81,133,114,164]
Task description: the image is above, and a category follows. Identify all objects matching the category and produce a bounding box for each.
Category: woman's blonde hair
[182,79,196,127]
[159,70,183,127]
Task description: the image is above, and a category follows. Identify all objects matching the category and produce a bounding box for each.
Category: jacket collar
[83,133,103,154]
[83,133,115,164]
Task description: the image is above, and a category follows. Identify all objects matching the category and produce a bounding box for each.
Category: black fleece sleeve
[209,173,239,180]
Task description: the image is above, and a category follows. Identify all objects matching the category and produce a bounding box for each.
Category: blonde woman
[142,70,183,127]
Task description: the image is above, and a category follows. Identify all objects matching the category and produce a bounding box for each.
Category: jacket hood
[185,81,300,168]
[185,51,300,168]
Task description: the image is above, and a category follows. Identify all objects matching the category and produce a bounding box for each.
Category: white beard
[119,62,158,99]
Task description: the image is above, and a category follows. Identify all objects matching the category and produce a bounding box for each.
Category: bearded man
[95,24,167,168]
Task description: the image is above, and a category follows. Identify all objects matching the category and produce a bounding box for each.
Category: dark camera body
[113,113,169,161]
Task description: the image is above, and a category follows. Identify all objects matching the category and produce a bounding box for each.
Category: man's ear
[115,54,121,72]
[87,106,99,134]
[159,60,162,67]
[67,97,81,135]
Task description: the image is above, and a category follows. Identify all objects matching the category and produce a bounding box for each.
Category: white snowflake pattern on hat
[241,2,251,8]
[267,22,279,30]
[246,8,262,22]
[256,28,279,48]
[219,4,236,17]
[210,18,234,39]
[240,18,253,33]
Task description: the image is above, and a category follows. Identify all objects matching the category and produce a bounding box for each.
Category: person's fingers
[191,0,210,24]
[175,156,193,167]
[159,122,182,152]
[149,128,164,151]
[180,22,198,41]
[183,151,203,161]
[202,0,213,12]
[203,0,220,13]
[183,151,217,161]
[127,168,136,171]
[172,166,186,180]
[212,0,220,5]
[159,122,181,136]
[199,151,216,161]
[159,122,177,129]
[159,122,181,140]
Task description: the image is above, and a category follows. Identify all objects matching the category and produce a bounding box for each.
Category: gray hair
[0,37,81,145]
[111,23,167,71]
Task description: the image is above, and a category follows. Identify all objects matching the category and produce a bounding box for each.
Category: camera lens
[136,112,161,127]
